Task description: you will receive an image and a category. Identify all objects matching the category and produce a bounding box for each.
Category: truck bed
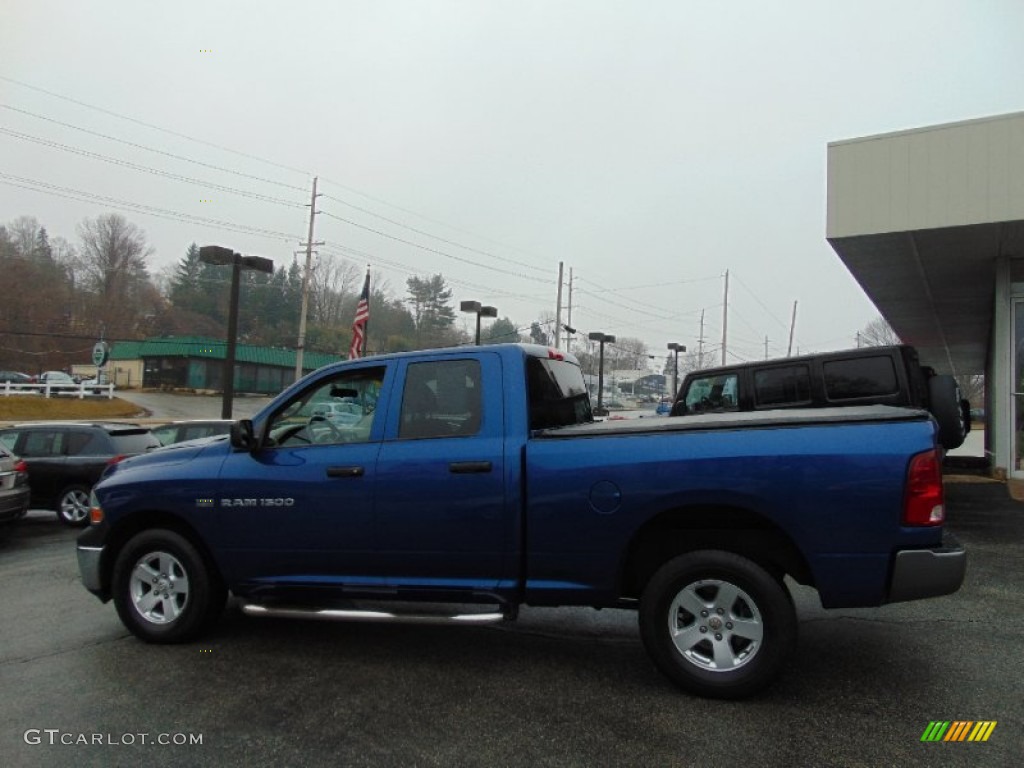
[535,405,931,438]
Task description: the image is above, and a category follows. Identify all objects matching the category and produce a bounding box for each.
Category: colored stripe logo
[921,721,997,742]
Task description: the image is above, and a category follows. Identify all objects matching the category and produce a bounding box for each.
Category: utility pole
[765,335,769,360]
[698,309,705,369]
[787,300,798,357]
[721,269,729,365]
[295,176,323,380]
[565,267,574,355]
[555,261,564,349]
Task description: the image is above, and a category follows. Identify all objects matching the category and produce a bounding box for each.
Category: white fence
[0,382,116,399]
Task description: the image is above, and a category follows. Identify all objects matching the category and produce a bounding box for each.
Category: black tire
[112,529,226,643]
[928,375,966,449]
[56,485,91,527]
[639,550,796,699]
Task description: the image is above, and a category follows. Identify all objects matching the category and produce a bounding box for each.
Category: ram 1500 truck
[77,344,966,699]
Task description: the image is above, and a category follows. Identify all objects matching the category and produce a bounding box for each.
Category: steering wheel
[309,415,347,444]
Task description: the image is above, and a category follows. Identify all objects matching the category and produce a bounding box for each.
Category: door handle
[449,461,492,474]
[326,466,364,478]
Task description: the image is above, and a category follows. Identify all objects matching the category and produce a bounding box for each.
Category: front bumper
[887,533,966,603]
[77,544,107,599]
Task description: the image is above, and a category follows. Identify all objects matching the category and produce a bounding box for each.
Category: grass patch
[0,396,147,423]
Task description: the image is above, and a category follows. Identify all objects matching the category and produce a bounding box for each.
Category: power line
[581,274,722,293]
[0,74,312,177]
[0,104,309,192]
[322,193,549,275]
[1,77,559,273]
[319,215,549,284]
[0,126,308,208]
[319,243,545,302]
[0,172,303,242]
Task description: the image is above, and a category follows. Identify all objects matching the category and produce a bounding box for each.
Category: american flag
[348,269,370,359]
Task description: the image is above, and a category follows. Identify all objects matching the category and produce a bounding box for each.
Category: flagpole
[361,266,370,356]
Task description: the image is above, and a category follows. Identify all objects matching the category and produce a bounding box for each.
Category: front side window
[0,430,18,453]
[20,430,64,457]
[682,373,739,413]
[268,366,385,447]
[399,360,481,439]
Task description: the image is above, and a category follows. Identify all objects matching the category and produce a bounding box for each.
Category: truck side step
[241,603,507,625]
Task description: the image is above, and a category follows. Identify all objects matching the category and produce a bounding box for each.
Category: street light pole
[667,342,686,397]
[460,300,498,345]
[200,246,274,419]
[588,332,615,416]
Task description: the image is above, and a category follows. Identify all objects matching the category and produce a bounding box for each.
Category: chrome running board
[242,603,506,625]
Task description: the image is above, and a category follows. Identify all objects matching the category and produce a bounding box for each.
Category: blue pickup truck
[77,344,965,698]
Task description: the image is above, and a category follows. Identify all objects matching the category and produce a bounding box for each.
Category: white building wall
[828,112,1024,239]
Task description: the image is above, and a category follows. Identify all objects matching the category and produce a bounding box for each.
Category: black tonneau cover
[534,405,931,439]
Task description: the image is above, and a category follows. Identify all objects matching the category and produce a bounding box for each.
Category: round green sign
[92,341,109,367]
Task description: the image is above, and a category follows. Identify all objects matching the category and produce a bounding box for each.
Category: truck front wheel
[639,550,796,699]
[112,529,225,643]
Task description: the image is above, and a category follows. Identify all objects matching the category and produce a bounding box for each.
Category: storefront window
[1014,301,1024,471]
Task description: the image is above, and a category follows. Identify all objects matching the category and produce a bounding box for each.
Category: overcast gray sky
[3,0,1022,364]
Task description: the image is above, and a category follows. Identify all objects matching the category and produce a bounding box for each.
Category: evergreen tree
[406,274,457,348]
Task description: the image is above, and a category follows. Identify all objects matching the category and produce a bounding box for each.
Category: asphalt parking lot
[1,479,1021,768]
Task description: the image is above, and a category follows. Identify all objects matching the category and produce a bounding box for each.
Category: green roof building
[109,336,343,395]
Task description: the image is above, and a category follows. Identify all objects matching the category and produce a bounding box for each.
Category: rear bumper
[887,533,966,603]
[0,488,31,523]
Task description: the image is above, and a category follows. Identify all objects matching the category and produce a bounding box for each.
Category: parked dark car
[0,444,31,529]
[0,423,161,526]
[150,420,233,447]
[0,371,33,385]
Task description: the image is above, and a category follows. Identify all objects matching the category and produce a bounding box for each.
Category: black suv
[0,423,161,526]
[672,345,969,449]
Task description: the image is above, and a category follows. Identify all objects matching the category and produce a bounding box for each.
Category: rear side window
[109,430,162,454]
[527,356,592,430]
[65,430,110,456]
[400,360,482,439]
[824,356,899,400]
[754,365,811,407]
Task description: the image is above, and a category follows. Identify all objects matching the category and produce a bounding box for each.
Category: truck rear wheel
[639,550,796,699]
[112,529,225,643]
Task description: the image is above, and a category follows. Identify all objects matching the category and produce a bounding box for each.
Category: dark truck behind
[671,344,970,449]
[78,344,965,699]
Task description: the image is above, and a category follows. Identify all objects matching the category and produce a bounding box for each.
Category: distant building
[101,336,343,395]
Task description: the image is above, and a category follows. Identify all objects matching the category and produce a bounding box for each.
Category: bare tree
[76,214,154,337]
[6,215,44,257]
[858,316,901,347]
[310,254,359,326]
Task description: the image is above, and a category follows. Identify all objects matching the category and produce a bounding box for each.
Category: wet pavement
[1,478,1021,767]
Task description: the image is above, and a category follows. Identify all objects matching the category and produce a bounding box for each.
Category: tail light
[107,455,126,465]
[14,459,28,474]
[89,490,104,524]
[903,449,945,526]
